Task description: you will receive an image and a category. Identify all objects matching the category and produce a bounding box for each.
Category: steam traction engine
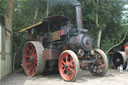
[111,43,128,69]
[20,4,108,81]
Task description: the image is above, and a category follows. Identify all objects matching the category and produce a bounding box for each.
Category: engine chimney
[75,4,83,31]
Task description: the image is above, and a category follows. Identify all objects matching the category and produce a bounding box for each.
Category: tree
[81,0,127,52]
[5,0,14,31]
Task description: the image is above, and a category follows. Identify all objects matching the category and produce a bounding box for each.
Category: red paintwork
[61,29,65,35]
[124,44,128,49]
[124,44,127,49]
[88,53,106,75]
[59,52,76,81]
[23,43,37,76]
[96,54,106,74]
[109,52,113,55]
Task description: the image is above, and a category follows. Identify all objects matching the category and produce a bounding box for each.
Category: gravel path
[0,69,128,85]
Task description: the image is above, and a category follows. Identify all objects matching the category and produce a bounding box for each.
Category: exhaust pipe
[75,4,83,31]
[112,51,127,69]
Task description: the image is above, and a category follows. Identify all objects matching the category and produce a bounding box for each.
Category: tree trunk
[4,0,14,31]
[96,0,102,49]
[97,30,102,48]
[4,0,14,71]
[45,0,50,18]
[96,0,99,27]
[34,8,39,20]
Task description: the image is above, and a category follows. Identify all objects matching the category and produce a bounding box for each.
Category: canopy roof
[19,16,70,32]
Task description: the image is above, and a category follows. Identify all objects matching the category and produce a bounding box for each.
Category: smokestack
[44,0,84,30]
[75,4,83,31]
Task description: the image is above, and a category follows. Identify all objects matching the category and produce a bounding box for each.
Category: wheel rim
[23,43,37,76]
[88,50,107,76]
[59,51,78,81]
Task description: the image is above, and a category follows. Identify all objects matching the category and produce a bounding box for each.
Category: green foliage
[12,32,28,70]
[12,0,52,70]
[80,0,127,51]
[0,0,7,24]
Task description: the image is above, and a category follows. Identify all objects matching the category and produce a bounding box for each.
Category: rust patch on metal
[50,30,60,41]
[43,49,60,60]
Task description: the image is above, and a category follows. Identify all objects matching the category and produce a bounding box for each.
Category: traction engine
[20,4,108,81]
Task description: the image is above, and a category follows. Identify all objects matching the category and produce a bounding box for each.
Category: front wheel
[58,50,80,81]
[88,49,108,76]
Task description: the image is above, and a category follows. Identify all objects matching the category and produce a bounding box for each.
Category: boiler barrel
[112,51,127,69]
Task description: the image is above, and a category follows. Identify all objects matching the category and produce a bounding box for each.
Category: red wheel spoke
[26,48,32,54]
[97,60,102,64]
[33,63,37,68]
[98,54,104,63]
[69,59,75,68]
[97,57,102,61]
[33,56,37,60]
[28,65,33,73]
[65,55,68,62]
[69,59,73,64]
[69,68,75,73]
[66,69,70,78]
[24,54,30,58]
[71,64,76,68]
[32,63,36,74]
[68,68,75,79]
[98,55,102,58]
[101,64,105,67]
[32,67,36,75]
[26,62,32,66]
[62,61,66,65]
[33,60,37,64]
[26,55,30,58]
[33,52,36,57]
[62,67,66,72]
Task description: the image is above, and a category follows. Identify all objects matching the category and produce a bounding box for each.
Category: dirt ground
[0,69,128,85]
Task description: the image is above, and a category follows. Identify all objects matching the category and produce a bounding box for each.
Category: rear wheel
[88,49,108,76]
[58,50,80,81]
[23,41,45,76]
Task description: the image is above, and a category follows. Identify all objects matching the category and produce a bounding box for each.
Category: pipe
[112,51,127,69]
[75,5,83,31]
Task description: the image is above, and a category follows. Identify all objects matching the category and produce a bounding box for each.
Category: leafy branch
[106,31,128,54]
